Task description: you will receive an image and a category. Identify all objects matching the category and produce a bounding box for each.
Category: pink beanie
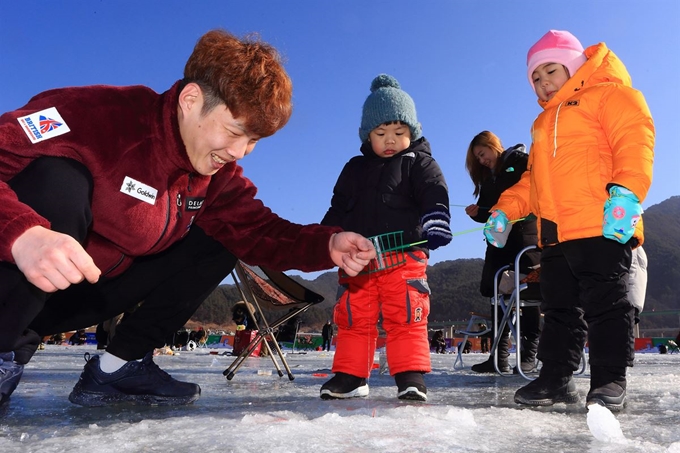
[526,30,587,89]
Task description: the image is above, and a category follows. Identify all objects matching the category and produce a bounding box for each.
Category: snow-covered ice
[1,345,679,453]
[587,403,627,444]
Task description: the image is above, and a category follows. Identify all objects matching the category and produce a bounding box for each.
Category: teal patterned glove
[603,186,643,244]
[484,210,512,248]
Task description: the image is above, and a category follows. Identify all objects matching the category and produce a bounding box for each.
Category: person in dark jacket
[0,29,376,408]
[68,329,88,346]
[232,302,257,331]
[321,320,333,352]
[319,74,452,402]
[430,330,446,354]
[464,131,541,374]
[478,322,491,353]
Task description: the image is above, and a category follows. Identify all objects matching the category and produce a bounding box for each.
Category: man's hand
[11,226,101,292]
[328,232,376,277]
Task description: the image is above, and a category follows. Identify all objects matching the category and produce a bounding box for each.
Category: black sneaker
[68,353,200,407]
[320,372,368,400]
[586,381,626,411]
[0,352,23,405]
[395,371,427,401]
[471,357,510,374]
[514,374,579,406]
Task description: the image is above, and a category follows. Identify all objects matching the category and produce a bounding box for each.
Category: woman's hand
[465,204,479,217]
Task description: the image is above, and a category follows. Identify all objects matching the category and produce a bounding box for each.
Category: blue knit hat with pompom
[359,74,422,143]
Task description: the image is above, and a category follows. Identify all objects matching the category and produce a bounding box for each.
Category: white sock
[99,352,130,373]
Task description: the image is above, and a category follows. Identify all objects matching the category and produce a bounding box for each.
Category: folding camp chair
[490,246,542,378]
[453,312,493,370]
[491,245,587,380]
[222,261,324,381]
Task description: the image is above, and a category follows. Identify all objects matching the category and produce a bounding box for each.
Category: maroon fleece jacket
[0,81,339,276]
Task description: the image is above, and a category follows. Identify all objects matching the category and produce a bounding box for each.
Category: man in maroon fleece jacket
[0,29,375,407]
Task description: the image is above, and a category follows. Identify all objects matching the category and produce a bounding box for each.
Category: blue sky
[1,1,678,278]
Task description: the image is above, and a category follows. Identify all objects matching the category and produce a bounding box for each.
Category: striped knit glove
[421,208,452,250]
[603,185,643,244]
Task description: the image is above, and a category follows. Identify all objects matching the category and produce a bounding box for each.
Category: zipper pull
[176,193,182,219]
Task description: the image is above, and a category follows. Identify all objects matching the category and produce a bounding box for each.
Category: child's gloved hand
[421,208,452,250]
[603,185,642,244]
[484,210,512,248]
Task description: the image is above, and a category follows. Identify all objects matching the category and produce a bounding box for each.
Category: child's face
[368,121,412,158]
[531,63,570,102]
[473,145,498,170]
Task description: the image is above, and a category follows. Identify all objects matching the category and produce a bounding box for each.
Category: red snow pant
[331,251,431,378]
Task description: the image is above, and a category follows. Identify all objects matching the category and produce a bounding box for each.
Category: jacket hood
[538,42,633,109]
[359,136,431,159]
[501,144,527,165]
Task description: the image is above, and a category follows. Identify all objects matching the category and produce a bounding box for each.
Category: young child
[485,30,654,410]
[319,74,451,401]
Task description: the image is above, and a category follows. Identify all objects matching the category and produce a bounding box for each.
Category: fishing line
[450,204,490,210]
[451,217,527,237]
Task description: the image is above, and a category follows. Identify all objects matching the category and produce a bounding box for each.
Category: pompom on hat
[359,74,422,143]
[526,30,587,90]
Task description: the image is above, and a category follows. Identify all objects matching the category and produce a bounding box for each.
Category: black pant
[484,303,540,360]
[518,304,541,359]
[480,336,490,353]
[322,337,331,351]
[487,303,511,359]
[0,157,237,363]
[537,237,634,371]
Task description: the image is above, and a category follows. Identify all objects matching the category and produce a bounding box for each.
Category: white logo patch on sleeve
[120,176,158,205]
[17,107,71,144]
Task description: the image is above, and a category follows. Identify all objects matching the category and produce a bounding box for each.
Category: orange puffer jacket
[494,42,654,247]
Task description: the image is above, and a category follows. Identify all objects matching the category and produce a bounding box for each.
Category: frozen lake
[1,345,679,452]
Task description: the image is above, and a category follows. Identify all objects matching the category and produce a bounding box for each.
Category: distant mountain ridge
[193,196,680,331]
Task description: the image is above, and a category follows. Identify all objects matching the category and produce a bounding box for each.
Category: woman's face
[473,145,499,170]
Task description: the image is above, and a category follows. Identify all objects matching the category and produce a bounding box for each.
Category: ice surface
[587,403,627,444]
[1,346,679,453]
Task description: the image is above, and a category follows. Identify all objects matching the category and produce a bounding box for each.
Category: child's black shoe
[587,368,626,412]
[514,374,579,406]
[320,372,368,400]
[586,381,626,411]
[395,371,427,402]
